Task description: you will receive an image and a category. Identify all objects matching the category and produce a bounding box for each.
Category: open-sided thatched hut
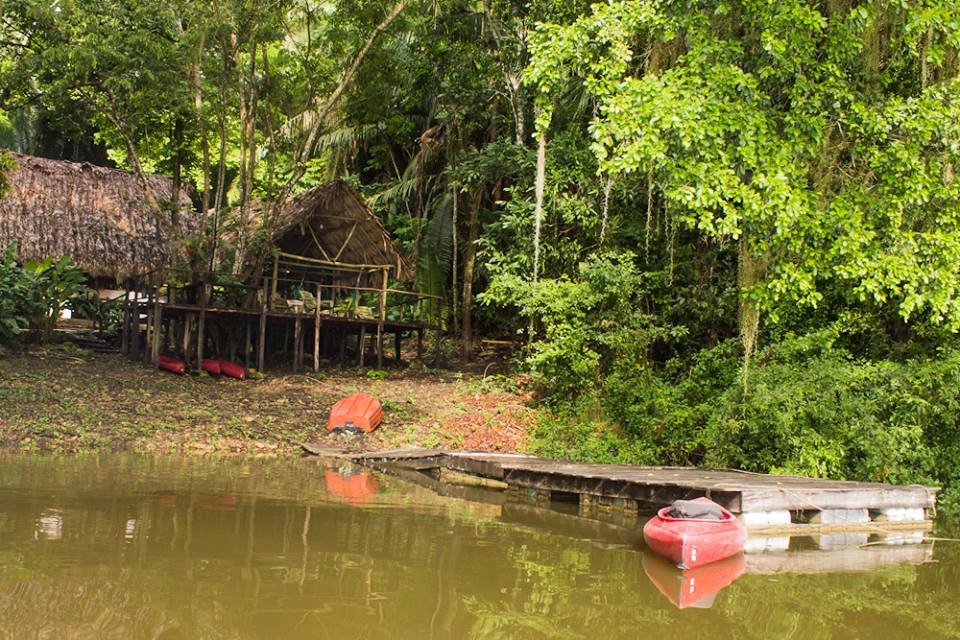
[236,181,412,282]
[0,152,196,284]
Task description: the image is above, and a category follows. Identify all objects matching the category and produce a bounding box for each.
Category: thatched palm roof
[241,181,412,281]
[0,152,196,281]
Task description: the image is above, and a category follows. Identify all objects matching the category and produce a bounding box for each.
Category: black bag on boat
[667,499,725,520]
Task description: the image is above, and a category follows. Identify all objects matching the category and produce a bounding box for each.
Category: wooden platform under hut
[123,181,439,373]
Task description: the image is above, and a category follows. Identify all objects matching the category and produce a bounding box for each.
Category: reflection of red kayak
[643,551,745,609]
[158,355,186,375]
[643,497,747,569]
[324,469,379,506]
[217,359,246,380]
[326,392,383,433]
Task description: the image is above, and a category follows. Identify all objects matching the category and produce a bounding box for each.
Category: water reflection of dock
[301,448,941,585]
[488,498,934,576]
[742,534,935,574]
[313,454,938,578]
[328,448,939,534]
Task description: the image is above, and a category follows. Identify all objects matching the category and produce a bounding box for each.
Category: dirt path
[0,348,537,455]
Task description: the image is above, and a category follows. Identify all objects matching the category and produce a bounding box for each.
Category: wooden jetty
[338,448,938,534]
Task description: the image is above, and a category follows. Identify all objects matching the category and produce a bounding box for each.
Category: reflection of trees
[0,455,957,639]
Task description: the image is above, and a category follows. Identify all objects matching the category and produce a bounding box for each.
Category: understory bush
[0,241,89,344]
[531,333,960,511]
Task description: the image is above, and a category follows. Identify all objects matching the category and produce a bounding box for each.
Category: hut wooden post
[417,328,424,362]
[270,254,279,301]
[151,293,162,365]
[143,288,153,365]
[120,286,130,355]
[244,319,252,370]
[376,269,387,368]
[257,279,267,372]
[358,326,367,367]
[293,317,302,372]
[130,288,141,359]
[197,284,207,370]
[313,283,322,372]
[182,313,193,361]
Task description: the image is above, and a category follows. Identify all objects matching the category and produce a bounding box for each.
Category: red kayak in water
[157,355,186,375]
[643,497,747,569]
[327,392,383,433]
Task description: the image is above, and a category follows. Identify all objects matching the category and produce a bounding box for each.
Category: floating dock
[335,448,938,534]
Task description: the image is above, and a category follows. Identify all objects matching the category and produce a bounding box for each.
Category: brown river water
[0,454,957,639]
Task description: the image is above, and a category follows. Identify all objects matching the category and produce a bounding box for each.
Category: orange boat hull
[324,469,380,505]
[327,392,383,433]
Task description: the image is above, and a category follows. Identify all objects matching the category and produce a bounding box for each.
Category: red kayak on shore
[198,359,221,376]
[327,392,383,433]
[643,497,747,569]
[157,355,187,375]
[216,359,246,380]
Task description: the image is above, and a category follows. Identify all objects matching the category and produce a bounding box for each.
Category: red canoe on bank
[642,497,747,569]
[157,355,187,375]
[216,359,246,380]
[198,359,221,376]
[327,392,383,433]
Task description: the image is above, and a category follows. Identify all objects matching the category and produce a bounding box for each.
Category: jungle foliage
[1,1,960,505]
[0,242,89,343]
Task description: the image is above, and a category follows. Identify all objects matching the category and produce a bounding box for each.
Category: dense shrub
[530,331,960,511]
[481,251,683,395]
[0,242,89,344]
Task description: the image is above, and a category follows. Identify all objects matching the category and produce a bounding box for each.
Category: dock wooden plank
[349,449,939,524]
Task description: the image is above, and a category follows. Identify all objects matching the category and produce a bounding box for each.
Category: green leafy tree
[528,0,960,380]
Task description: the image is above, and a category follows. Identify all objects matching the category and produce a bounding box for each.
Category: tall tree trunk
[238,41,258,263]
[738,237,767,393]
[264,0,408,249]
[211,32,233,272]
[179,17,210,270]
[171,117,184,228]
[297,0,408,164]
[102,102,166,231]
[461,190,481,361]
[450,184,459,337]
[533,128,547,281]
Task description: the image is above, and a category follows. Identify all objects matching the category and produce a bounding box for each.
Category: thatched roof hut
[0,152,196,281]
[238,181,412,281]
